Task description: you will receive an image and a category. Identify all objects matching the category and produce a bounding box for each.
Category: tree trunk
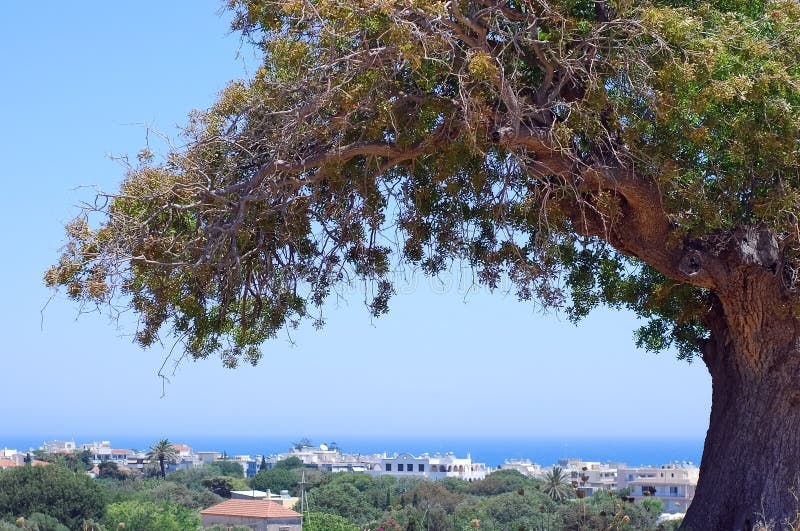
[682,287,800,530]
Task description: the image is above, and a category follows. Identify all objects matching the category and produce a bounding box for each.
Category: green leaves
[636,2,800,237]
[561,242,709,360]
[48,0,800,367]
[104,500,200,531]
[0,464,106,529]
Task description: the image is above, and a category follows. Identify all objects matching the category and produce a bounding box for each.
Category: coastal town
[0,437,698,527]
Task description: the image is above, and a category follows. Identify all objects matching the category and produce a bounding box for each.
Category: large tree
[46,0,800,527]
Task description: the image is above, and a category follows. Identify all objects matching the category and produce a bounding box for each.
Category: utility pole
[299,469,310,523]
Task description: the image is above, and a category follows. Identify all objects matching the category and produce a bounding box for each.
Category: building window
[398,464,404,472]
[418,464,424,472]
[385,464,392,472]
[670,486,679,495]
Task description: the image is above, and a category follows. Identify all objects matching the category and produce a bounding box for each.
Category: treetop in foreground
[47,1,800,528]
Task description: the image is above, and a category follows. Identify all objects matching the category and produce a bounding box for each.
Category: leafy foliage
[9,513,70,531]
[249,466,300,494]
[201,476,235,498]
[274,456,304,469]
[456,489,555,530]
[555,490,659,529]
[542,466,575,502]
[297,471,655,531]
[467,469,537,496]
[36,450,94,472]
[165,466,219,491]
[0,464,106,529]
[48,0,800,367]
[104,500,200,531]
[147,439,177,478]
[206,460,244,478]
[97,461,128,481]
[302,512,360,531]
[140,481,222,510]
[307,481,383,525]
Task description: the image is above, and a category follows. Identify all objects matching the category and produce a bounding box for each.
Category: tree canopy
[46,0,800,364]
[542,466,574,503]
[104,500,200,531]
[249,466,300,494]
[46,0,800,527]
[207,460,244,478]
[147,439,178,478]
[0,464,106,529]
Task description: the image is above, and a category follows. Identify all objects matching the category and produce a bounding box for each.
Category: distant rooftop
[231,490,268,497]
[200,499,301,519]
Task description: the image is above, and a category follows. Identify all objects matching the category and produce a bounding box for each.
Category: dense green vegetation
[0,463,105,529]
[250,456,311,495]
[0,458,229,530]
[0,457,683,530]
[299,470,673,530]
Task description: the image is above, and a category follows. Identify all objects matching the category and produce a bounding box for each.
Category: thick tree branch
[209,124,461,200]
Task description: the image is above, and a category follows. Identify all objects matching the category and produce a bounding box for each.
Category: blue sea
[0,436,703,468]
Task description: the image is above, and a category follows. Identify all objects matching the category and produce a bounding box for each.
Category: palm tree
[147,439,177,478]
[542,466,574,502]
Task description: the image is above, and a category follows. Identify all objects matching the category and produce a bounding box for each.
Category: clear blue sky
[0,1,710,442]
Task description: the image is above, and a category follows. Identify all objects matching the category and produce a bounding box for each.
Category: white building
[371,452,488,481]
[500,459,543,477]
[41,440,76,453]
[0,449,19,459]
[265,445,381,472]
[196,451,221,465]
[267,445,346,467]
[171,444,193,459]
[231,490,299,508]
[81,441,113,463]
[556,458,620,496]
[110,449,132,464]
[618,462,699,513]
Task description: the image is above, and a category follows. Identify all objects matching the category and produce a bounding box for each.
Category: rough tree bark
[499,135,800,529]
[680,229,800,530]
[565,162,800,527]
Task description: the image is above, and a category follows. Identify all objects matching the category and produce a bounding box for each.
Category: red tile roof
[0,459,49,468]
[171,444,191,452]
[200,500,301,519]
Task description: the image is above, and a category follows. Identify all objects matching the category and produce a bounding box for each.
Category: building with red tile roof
[0,458,49,469]
[200,499,302,530]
